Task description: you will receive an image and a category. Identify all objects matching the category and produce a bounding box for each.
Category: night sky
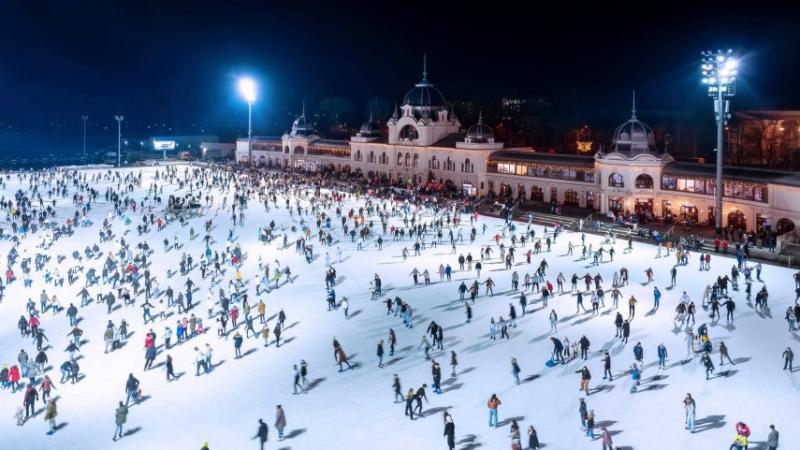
[2,1,800,140]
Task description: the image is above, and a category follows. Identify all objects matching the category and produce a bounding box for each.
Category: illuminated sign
[153,140,176,150]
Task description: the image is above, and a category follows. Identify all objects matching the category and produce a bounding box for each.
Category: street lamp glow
[239,78,257,103]
[700,49,738,231]
[237,77,257,165]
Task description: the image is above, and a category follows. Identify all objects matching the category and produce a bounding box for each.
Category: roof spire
[302,99,306,117]
[422,53,427,81]
[631,90,637,119]
[368,110,373,122]
[478,110,483,124]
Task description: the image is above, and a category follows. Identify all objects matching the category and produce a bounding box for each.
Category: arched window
[368,151,374,163]
[397,152,403,165]
[399,125,419,141]
[283,146,290,154]
[635,174,653,189]
[608,172,624,188]
[355,150,362,162]
[413,154,419,167]
[380,152,388,164]
[430,156,438,170]
[405,153,411,167]
[464,158,472,173]
[294,146,305,155]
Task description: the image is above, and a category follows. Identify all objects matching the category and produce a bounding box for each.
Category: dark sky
[2,0,800,136]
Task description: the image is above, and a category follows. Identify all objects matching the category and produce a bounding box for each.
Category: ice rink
[0,164,795,450]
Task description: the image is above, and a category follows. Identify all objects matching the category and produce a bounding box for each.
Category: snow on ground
[0,164,796,450]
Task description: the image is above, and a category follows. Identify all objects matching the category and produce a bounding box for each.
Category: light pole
[238,78,257,165]
[115,115,125,167]
[701,49,738,232]
[81,115,88,161]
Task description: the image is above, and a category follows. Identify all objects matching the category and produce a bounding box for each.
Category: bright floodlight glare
[700,49,738,91]
[239,78,257,103]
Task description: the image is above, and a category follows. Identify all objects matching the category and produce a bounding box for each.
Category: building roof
[243,136,282,143]
[734,110,800,121]
[431,133,467,148]
[310,139,350,148]
[488,150,596,167]
[664,161,800,187]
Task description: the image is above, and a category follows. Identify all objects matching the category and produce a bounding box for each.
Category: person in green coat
[44,399,57,434]
[113,401,129,441]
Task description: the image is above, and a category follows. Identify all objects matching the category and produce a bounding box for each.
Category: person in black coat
[254,418,268,450]
[443,412,455,450]
[166,354,176,381]
[528,425,540,449]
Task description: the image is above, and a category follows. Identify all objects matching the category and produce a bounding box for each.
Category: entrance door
[635,199,653,216]
[680,205,699,223]
[608,197,624,214]
[727,210,747,230]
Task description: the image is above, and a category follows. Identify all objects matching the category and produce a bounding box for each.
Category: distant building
[235,63,800,233]
[200,142,235,160]
[149,135,219,154]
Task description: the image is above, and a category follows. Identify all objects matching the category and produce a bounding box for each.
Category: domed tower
[594,92,673,216]
[388,55,460,146]
[457,112,503,150]
[352,111,382,142]
[464,113,494,144]
[282,101,319,164]
[289,102,315,137]
[603,91,663,158]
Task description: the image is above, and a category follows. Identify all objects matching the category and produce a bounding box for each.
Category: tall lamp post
[81,115,89,161]
[115,115,125,167]
[238,78,257,165]
[701,49,738,232]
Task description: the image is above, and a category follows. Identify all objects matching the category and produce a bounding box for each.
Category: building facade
[236,70,800,234]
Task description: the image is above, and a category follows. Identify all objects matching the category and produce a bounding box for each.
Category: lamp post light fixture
[238,77,257,165]
[115,115,125,167]
[81,115,89,161]
[701,49,738,232]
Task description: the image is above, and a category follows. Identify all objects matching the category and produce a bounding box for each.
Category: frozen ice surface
[0,165,796,450]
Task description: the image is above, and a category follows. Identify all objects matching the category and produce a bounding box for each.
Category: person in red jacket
[230,306,240,327]
[29,315,40,335]
[40,375,56,405]
[9,365,21,392]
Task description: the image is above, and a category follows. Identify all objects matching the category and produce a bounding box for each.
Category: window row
[307,146,351,158]
[660,175,767,202]
[487,161,595,182]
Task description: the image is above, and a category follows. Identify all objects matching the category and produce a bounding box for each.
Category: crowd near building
[235,66,800,238]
